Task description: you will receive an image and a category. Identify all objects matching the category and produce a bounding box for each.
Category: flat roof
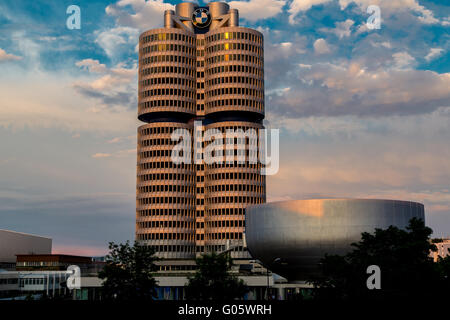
[16,254,91,259]
[0,229,52,240]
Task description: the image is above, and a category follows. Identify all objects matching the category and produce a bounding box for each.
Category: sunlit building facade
[135,2,266,270]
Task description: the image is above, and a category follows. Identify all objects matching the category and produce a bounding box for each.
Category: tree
[98,241,159,301]
[311,218,448,301]
[435,253,450,290]
[185,252,248,300]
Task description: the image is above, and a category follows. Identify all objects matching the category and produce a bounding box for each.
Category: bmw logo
[192,8,211,29]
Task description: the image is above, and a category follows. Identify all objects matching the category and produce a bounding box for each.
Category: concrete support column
[277,287,285,300]
[209,2,230,29]
[176,2,197,31]
[229,9,239,26]
[164,10,174,28]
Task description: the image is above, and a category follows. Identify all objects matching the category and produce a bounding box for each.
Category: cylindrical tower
[203,26,265,258]
[137,26,197,260]
[164,10,175,28]
[176,2,198,31]
[204,121,266,258]
[136,122,196,259]
[209,2,230,29]
[229,9,239,27]
[204,27,264,119]
[136,2,265,267]
[138,28,196,122]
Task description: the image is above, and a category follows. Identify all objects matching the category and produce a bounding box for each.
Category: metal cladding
[0,229,52,263]
[136,2,266,260]
[246,199,425,281]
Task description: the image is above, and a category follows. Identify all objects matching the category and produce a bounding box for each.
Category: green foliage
[311,218,448,301]
[98,241,159,301]
[435,253,450,287]
[186,252,248,300]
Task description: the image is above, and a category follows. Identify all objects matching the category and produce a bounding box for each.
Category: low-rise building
[0,254,105,300]
[432,239,450,262]
[0,229,52,270]
[16,254,98,273]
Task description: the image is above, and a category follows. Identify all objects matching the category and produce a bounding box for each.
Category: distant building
[16,254,97,272]
[0,254,104,300]
[0,270,70,299]
[0,229,52,270]
[432,239,450,262]
[0,231,107,300]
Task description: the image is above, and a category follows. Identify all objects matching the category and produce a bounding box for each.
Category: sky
[0,0,449,255]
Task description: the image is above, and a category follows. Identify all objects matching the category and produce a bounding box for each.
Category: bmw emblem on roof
[192,7,211,29]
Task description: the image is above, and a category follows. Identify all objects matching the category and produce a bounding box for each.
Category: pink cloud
[52,244,108,257]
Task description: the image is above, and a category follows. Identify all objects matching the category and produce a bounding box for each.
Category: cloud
[392,52,415,69]
[107,135,136,144]
[106,0,174,31]
[443,17,450,26]
[425,48,444,62]
[75,59,108,73]
[0,48,22,62]
[92,153,112,158]
[95,26,140,60]
[116,148,136,156]
[261,30,308,91]
[338,0,441,25]
[428,204,450,212]
[228,0,286,22]
[287,0,443,25]
[354,23,369,36]
[0,72,136,133]
[271,135,450,197]
[52,244,108,256]
[298,63,312,69]
[37,36,70,42]
[288,0,331,24]
[107,0,286,26]
[92,148,135,159]
[267,87,291,96]
[108,137,122,144]
[313,38,331,54]
[73,59,137,110]
[320,19,354,39]
[268,61,450,118]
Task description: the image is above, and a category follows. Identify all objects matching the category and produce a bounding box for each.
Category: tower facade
[136,2,265,268]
